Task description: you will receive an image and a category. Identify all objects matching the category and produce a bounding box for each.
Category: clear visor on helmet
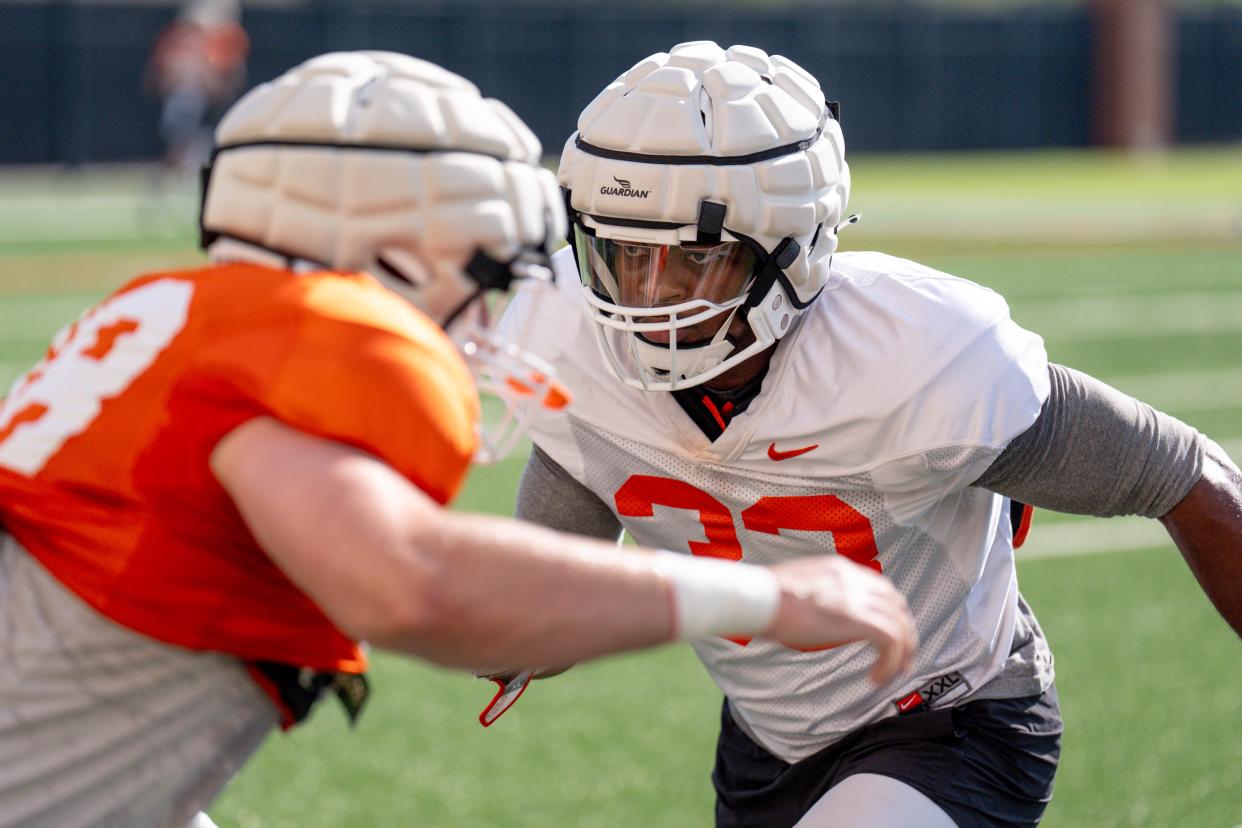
[573,226,758,344]
[571,224,766,390]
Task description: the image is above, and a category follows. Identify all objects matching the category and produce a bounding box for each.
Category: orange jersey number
[0,280,193,476]
[615,474,882,649]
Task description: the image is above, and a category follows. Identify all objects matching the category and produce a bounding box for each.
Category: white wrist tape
[652,551,781,641]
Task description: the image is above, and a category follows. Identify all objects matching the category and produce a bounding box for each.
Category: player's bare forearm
[394,509,674,669]
[212,417,674,670]
[1160,442,1242,638]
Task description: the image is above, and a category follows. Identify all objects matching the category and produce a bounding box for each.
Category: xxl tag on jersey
[478,668,534,727]
[893,671,970,715]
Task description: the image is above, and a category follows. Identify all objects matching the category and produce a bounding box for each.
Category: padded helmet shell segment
[201,50,565,325]
[559,42,850,391]
[560,41,849,306]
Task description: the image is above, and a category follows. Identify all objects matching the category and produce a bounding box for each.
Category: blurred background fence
[1,0,1239,165]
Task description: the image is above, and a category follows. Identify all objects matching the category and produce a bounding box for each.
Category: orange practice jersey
[0,263,478,675]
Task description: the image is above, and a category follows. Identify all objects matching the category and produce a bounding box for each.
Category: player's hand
[763,557,916,685]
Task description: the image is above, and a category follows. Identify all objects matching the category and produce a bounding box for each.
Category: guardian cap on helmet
[559,42,851,391]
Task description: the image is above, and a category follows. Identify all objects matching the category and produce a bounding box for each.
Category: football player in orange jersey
[0,52,917,828]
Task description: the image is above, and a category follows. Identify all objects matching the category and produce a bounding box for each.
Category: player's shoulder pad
[297,269,476,401]
[292,274,479,502]
[823,251,1012,332]
[784,251,1049,458]
[197,265,478,500]
[194,262,447,348]
[301,270,447,340]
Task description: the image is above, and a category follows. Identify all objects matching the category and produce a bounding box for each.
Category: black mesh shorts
[713,684,1062,828]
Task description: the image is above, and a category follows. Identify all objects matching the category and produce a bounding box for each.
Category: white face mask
[450,276,570,464]
[572,225,782,392]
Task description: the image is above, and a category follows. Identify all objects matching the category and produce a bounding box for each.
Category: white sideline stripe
[1020,437,1242,562]
[0,191,196,244]
[1018,516,1169,561]
[852,194,1241,245]
[1014,290,1242,342]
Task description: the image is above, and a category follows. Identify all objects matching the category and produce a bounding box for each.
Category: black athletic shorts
[713,684,1062,828]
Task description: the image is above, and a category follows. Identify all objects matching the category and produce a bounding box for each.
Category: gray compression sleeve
[974,363,1205,518]
[516,444,625,541]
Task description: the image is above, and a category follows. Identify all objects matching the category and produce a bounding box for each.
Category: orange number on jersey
[615,474,742,560]
[0,280,194,476]
[741,495,882,573]
[615,476,882,648]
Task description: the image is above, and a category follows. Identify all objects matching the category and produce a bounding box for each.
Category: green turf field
[0,150,1239,827]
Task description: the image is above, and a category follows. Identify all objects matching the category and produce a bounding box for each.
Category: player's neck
[702,343,777,393]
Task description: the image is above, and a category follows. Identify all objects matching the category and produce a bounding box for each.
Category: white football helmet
[199,51,568,461]
[559,42,852,391]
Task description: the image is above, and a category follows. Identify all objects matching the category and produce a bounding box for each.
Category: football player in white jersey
[499,41,1242,827]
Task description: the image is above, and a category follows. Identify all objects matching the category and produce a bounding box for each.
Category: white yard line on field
[1019,437,1242,562]
[1013,290,1242,343]
[0,189,197,245]
[1100,366,1242,413]
[1018,516,1169,561]
[850,194,1241,246]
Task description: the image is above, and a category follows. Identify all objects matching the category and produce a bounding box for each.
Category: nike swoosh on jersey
[767,442,819,461]
[897,695,922,712]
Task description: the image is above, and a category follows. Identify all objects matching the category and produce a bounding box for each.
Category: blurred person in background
[0,51,915,828]
[499,41,1242,828]
[146,0,250,174]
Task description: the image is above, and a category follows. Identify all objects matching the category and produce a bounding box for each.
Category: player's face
[580,236,759,346]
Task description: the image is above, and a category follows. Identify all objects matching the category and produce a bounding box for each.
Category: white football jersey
[504,247,1052,763]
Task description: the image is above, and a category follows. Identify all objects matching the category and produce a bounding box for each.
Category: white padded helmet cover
[202,51,565,322]
[559,42,850,304]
